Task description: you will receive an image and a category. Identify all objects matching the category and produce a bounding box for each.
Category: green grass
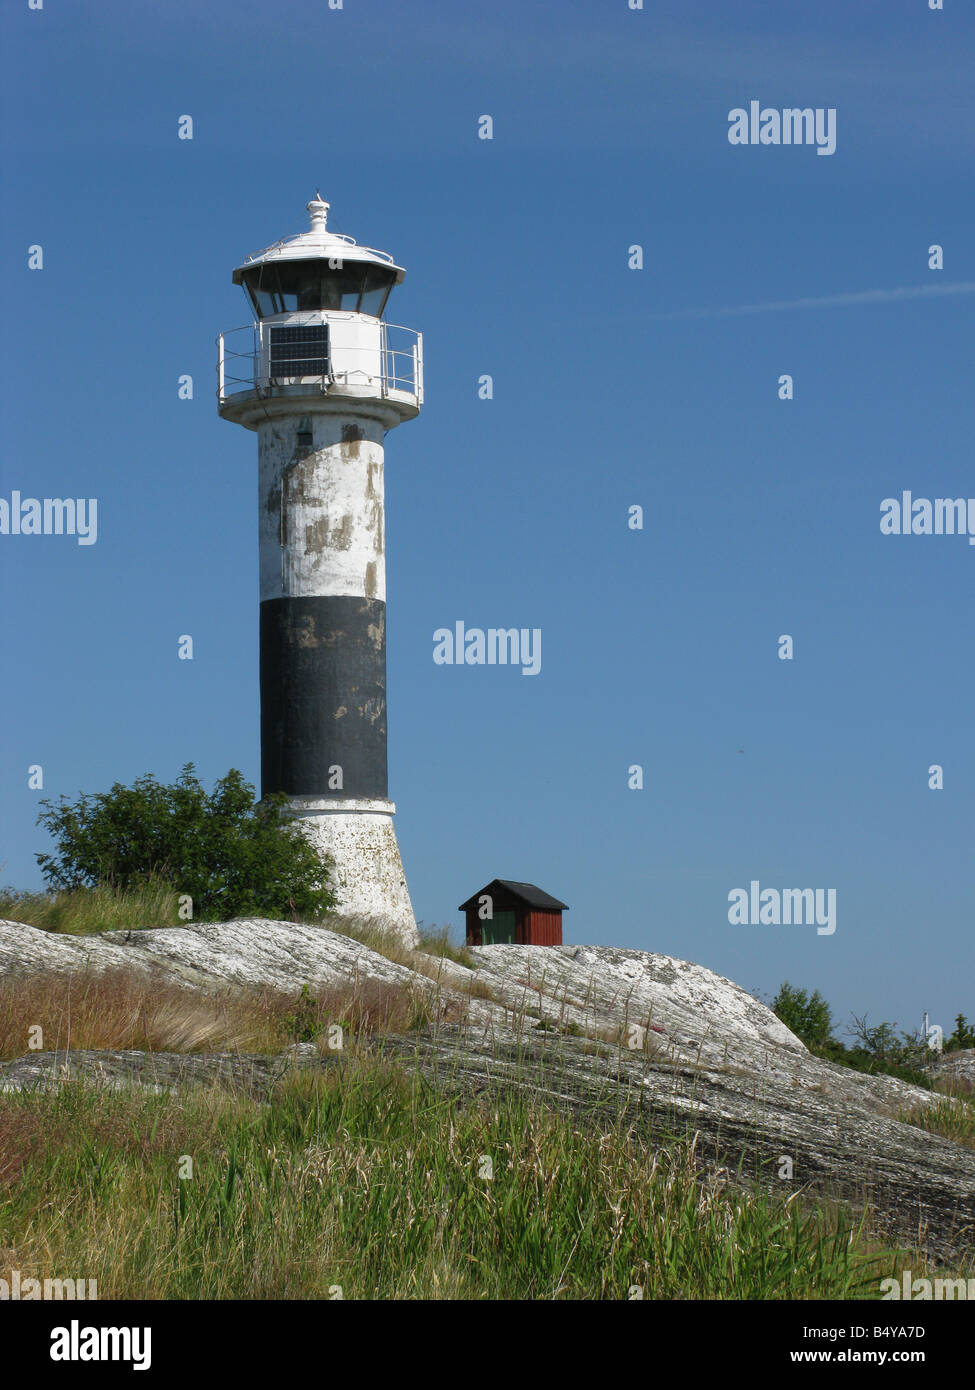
[415,923,478,970]
[0,1048,957,1301]
[314,913,478,973]
[900,1093,975,1150]
[0,881,183,934]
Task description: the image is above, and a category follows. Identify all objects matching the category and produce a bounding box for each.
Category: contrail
[652,282,975,321]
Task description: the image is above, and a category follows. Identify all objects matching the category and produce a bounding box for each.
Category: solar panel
[269,324,330,379]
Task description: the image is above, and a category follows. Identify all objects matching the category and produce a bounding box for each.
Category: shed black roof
[458,879,569,912]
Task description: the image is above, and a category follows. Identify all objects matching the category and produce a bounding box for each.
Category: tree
[772,981,834,1047]
[848,1014,902,1063]
[36,764,335,923]
[844,1014,931,1084]
[946,1014,975,1051]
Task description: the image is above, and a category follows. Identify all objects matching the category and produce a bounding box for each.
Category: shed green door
[481,910,516,945]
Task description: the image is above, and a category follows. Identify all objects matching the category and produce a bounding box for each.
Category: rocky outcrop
[0,917,417,994]
[1,918,973,1266]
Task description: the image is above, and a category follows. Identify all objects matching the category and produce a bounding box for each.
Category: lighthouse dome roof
[231,194,405,286]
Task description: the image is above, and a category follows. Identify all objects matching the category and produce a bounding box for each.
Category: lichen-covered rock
[467,943,804,1060]
[0,917,417,994]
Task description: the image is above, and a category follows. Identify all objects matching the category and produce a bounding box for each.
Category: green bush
[772,981,834,1047]
[35,764,335,924]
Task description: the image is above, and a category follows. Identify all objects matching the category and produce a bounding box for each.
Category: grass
[900,1093,975,1151]
[414,923,478,970]
[0,887,501,1063]
[1,883,490,1007]
[0,968,468,1062]
[0,1049,947,1301]
[316,912,479,972]
[0,881,183,935]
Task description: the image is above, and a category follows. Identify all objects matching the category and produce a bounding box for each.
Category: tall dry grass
[0,967,471,1062]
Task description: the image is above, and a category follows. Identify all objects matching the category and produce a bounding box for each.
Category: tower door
[481,910,516,945]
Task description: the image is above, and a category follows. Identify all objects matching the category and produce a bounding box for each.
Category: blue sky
[1,0,972,1040]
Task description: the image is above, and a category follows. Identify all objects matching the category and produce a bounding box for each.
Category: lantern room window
[242,260,396,319]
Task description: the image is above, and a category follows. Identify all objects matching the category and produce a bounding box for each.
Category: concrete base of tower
[288,797,418,948]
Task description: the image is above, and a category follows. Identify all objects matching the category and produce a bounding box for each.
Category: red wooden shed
[459,879,568,947]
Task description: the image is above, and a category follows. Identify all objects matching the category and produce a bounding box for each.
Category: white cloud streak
[653,282,975,321]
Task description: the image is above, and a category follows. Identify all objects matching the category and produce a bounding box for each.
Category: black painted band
[260,595,387,799]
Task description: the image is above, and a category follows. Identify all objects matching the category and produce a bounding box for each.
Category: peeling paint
[258,417,387,603]
[294,614,318,648]
[303,517,330,553]
[341,423,363,458]
[331,514,353,550]
[360,697,385,724]
[303,513,353,554]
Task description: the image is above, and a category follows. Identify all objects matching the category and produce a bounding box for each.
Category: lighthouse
[217,195,423,945]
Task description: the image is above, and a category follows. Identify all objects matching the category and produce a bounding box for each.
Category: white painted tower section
[288,797,414,933]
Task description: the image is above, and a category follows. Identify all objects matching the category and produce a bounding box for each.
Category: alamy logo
[433,622,542,676]
[1,1269,97,1299]
[728,101,837,156]
[0,491,98,545]
[881,1270,974,1300]
[728,880,836,936]
[50,1320,151,1371]
[880,492,975,545]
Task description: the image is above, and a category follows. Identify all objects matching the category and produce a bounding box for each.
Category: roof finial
[307,192,329,231]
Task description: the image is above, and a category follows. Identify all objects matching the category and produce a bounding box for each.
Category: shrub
[772,981,834,1048]
[34,764,335,923]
